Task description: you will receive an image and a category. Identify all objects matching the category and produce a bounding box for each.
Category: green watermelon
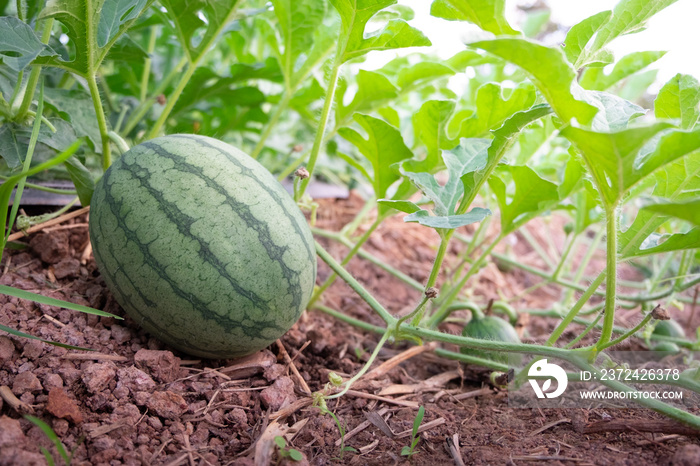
[89,134,317,359]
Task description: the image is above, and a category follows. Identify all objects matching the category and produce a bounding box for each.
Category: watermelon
[89,134,317,359]
[461,314,521,365]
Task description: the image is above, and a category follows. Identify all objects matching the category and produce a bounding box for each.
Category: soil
[1,192,700,466]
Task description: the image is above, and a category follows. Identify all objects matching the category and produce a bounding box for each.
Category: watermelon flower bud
[295,167,310,179]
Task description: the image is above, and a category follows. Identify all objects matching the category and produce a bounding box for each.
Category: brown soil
[1,192,699,466]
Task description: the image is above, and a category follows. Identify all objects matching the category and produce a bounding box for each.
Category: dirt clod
[145,391,188,419]
[29,232,69,264]
[134,348,182,383]
[12,371,42,394]
[260,376,296,411]
[52,258,81,279]
[46,387,83,424]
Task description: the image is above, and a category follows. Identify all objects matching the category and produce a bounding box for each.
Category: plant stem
[146,61,197,139]
[552,233,578,281]
[427,234,503,328]
[140,26,158,103]
[425,232,451,290]
[564,313,603,349]
[326,331,391,399]
[597,205,619,349]
[107,131,130,154]
[86,73,111,171]
[15,19,54,121]
[546,271,606,346]
[598,313,653,351]
[315,241,396,325]
[311,227,423,291]
[122,56,188,136]
[295,59,342,201]
[519,225,556,270]
[251,93,291,159]
[0,177,77,195]
[308,217,383,308]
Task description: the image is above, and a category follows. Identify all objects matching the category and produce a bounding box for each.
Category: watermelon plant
[2,0,700,435]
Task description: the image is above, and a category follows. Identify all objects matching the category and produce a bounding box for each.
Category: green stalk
[596,205,619,349]
[426,234,504,328]
[425,232,451,290]
[0,177,77,195]
[86,73,111,171]
[564,313,603,349]
[146,61,197,139]
[340,197,376,237]
[311,227,423,291]
[5,82,45,245]
[519,225,556,270]
[552,233,578,281]
[309,217,383,308]
[15,19,54,121]
[598,312,653,351]
[315,241,396,325]
[546,272,606,346]
[140,26,158,103]
[251,93,291,159]
[122,56,187,136]
[295,57,343,201]
[326,331,391,399]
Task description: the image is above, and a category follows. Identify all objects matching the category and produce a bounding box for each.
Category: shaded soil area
[1,192,700,465]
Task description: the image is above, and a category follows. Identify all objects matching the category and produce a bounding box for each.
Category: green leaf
[580,51,666,91]
[471,38,598,125]
[0,283,116,317]
[377,199,421,214]
[98,0,149,47]
[561,123,700,207]
[160,0,241,63]
[335,70,398,125]
[0,123,24,169]
[629,228,700,258]
[412,406,425,437]
[430,0,518,35]
[36,0,153,76]
[403,100,457,174]
[620,157,700,259]
[404,207,491,229]
[338,114,414,215]
[330,0,431,63]
[271,0,327,87]
[643,198,700,227]
[584,90,645,131]
[576,0,679,69]
[488,165,559,233]
[458,82,536,138]
[64,156,95,206]
[396,61,455,90]
[0,16,56,72]
[43,88,102,151]
[0,323,90,350]
[655,73,700,130]
[562,10,611,66]
[23,416,70,464]
[404,138,489,216]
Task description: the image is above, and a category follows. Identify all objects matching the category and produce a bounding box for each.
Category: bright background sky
[379,0,700,94]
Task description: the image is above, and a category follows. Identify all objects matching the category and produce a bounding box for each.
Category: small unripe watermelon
[89,135,317,359]
[651,320,685,355]
[461,315,521,364]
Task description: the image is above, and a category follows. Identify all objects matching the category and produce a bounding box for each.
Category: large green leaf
[338,113,414,215]
[0,16,56,72]
[488,165,559,233]
[655,73,700,130]
[36,0,153,76]
[396,61,455,90]
[580,51,666,91]
[403,138,490,217]
[620,157,700,259]
[160,0,241,63]
[562,124,700,207]
[335,70,398,125]
[562,10,612,67]
[43,88,102,151]
[627,228,700,258]
[584,90,645,131]
[330,0,430,63]
[643,198,700,227]
[270,0,331,89]
[577,0,679,69]
[471,38,597,125]
[64,156,95,206]
[404,100,457,174]
[458,82,536,138]
[403,208,491,230]
[430,0,517,35]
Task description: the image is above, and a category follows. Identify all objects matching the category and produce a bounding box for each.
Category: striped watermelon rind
[89,134,317,359]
